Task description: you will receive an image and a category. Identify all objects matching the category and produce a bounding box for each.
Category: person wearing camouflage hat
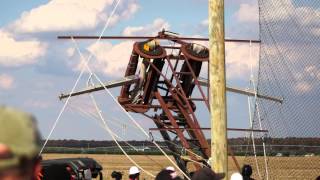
[0,106,42,180]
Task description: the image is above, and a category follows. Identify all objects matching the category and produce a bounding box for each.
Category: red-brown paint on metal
[149,128,269,133]
[57,35,261,43]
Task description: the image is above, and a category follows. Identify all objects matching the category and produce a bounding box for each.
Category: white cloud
[0,31,46,66]
[122,18,170,36]
[201,19,208,27]
[235,3,259,23]
[260,0,295,22]
[226,42,259,80]
[11,0,139,33]
[67,48,75,57]
[293,65,320,93]
[311,28,320,36]
[0,74,14,90]
[72,18,170,77]
[84,41,134,77]
[194,39,259,81]
[295,81,312,93]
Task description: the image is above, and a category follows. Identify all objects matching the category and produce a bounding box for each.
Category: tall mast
[209,0,228,179]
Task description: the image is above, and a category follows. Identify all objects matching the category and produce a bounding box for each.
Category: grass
[43,154,320,180]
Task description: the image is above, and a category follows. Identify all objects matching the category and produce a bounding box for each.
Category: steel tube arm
[197,77,283,103]
[57,35,261,43]
[59,75,139,100]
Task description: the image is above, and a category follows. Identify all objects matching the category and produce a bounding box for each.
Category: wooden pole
[209,0,228,179]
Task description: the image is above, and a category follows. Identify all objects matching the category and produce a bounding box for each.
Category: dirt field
[43,154,320,180]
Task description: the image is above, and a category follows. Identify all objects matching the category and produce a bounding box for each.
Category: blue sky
[0,0,262,140]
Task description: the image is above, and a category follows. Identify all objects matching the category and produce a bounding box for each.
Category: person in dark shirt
[241,164,255,180]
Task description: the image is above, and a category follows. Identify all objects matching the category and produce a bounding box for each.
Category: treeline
[42,138,320,156]
[43,140,163,148]
[229,137,320,146]
[43,137,320,148]
[230,137,320,156]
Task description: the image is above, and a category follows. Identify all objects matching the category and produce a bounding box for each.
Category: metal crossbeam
[59,75,139,100]
[57,35,261,43]
[197,77,283,103]
[59,75,283,104]
[149,127,268,133]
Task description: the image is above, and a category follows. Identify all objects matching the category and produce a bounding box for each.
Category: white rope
[71,102,200,171]
[69,102,166,169]
[249,40,269,180]
[88,93,156,178]
[250,73,269,179]
[68,103,139,151]
[38,0,122,155]
[71,37,191,180]
[71,101,205,169]
[247,95,262,179]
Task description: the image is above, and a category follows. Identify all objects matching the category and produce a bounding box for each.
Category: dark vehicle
[41,158,103,180]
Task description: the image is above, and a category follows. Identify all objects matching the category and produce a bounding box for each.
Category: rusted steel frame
[162,46,181,49]
[173,96,210,158]
[166,59,207,136]
[155,91,191,149]
[157,86,168,91]
[189,98,205,101]
[167,54,185,60]
[145,60,187,100]
[149,60,208,154]
[155,92,201,169]
[165,55,181,97]
[175,72,193,75]
[184,58,210,109]
[120,50,139,99]
[153,117,189,174]
[167,60,235,168]
[153,116,179,136]
[57,35,261,43]
[124,104,163,109]
[126,106,189,173]
[141,64,155,103]
[149,128,269,133]
[131,60,208,161]
[125,106,177,135]
[58,35,206,41]
[124,104,178,110]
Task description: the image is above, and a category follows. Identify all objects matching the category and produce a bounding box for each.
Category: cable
[247,95,262,179]
[71,36,191,180]
[39,0,122,155]
[88,93,156,178]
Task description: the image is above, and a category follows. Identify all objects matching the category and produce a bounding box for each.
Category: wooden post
[209,0,227,179]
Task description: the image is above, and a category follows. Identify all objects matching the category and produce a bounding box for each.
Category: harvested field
[43,154,320,180]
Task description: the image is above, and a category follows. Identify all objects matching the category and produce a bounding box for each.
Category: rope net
[240,1,320,179]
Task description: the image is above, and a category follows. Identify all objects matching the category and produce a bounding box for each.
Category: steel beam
[197,77,283,103]
[149,127,268,133]
[59,75,138,100]
[57,35,260,43]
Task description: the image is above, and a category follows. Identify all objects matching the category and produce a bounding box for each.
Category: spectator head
[129,166,140,179]
[166,166,175,171]
[191,167,224,180]
[231,172,243,180]
[241,164,253,177]
[155,169,182,180]
[0,106,42,180]
[111,171,123,180]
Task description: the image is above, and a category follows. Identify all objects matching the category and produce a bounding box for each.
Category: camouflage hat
[0,106,41,170]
